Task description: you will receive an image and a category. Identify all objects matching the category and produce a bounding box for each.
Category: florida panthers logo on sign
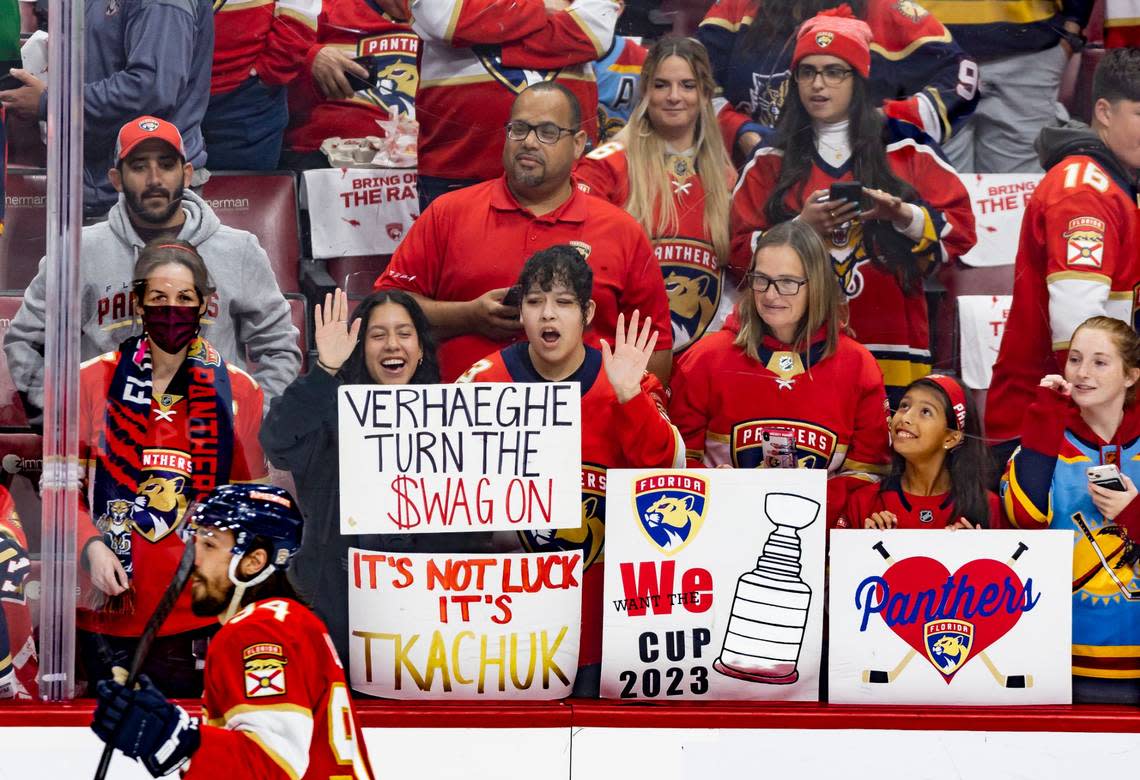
[924,620,973,678]
[633,473,708,556]
[474,44,562,93]
[1065,216,1106,269]
[356,34,420,117]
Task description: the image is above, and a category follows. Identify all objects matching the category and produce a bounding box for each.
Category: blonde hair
[735,220,840,365]
[620,37,732,264]
[1072,315,1140,403]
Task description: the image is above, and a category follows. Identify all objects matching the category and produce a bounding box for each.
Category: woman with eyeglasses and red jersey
[729,7,975,408]
[669,219,890,524]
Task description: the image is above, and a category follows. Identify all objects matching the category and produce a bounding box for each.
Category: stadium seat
[325,255,392,299]
[6,114,46,169]
[0,172,47,291]
[0,293,29,430]
[200,172,302,293]
[932,263,1015,375]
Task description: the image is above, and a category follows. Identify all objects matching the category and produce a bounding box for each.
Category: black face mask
[143,304,200,354]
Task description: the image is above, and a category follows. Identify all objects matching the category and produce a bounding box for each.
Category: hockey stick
[1072,511,1140,600]
[93,539,196,780]
[862,540,1032,686]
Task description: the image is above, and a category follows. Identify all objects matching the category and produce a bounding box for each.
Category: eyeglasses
[747,272,808,295]
[794,64,854,86]
[505,120,576,145]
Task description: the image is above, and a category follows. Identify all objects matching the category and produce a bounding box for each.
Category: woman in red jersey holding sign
[839,374,999,530]
[669,219,889,524]
[77,241,267,697]
[575,36,735,355]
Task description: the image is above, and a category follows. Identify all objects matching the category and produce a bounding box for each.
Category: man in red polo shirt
[374,81,673,383]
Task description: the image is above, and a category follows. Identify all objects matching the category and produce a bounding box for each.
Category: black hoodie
[1035,121,1139,199]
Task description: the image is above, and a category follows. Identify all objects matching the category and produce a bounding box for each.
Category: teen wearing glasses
[730,8,976,406]
[670,220,890,524]
[575,37,735,355]
[375,82,672,382]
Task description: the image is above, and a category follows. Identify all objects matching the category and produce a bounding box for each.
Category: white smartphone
[1088,464,1128,492]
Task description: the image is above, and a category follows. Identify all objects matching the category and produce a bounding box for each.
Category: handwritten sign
[828,530,1071,705]
[347,549,582,699]
[302,168,419,259]
[601,469,827,700]
[960,173,1043,268]
[338,383,582,534]
[959,294,1012,389]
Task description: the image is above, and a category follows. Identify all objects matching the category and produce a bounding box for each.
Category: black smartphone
[344,56,377,93]
[501,285,523,308]
[829,181,868,211]
[0,61,25,92]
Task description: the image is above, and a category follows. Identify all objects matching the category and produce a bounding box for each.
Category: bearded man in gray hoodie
[3,116,300,424]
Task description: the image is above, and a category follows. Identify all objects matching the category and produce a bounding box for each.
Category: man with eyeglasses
[375,81,673,383]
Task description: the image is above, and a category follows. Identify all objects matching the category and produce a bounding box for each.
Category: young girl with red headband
[839,374,999,529]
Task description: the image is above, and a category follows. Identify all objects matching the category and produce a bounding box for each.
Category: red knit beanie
[793,5,873,79]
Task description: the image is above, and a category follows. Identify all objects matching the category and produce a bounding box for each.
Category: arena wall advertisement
[600,469,827,701]
[347,548,582,700]
[828,529,1072,705]
[338,383,582,535]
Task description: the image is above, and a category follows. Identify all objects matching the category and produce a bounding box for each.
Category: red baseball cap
[115,116,187,161]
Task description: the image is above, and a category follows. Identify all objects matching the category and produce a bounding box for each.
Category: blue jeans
[202,76,288,171]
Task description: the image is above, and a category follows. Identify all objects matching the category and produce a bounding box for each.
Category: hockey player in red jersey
[91,483,374,779]
[729,7,976,403]
[670,220,890,524]
[986,48,1140,468]
[459,244,685,695]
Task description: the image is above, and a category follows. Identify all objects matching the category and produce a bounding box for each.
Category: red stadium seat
[325,255,391,299]
[6,114,46,169]
[0,172,47,291]
[199,172,301,293]
[0,294,29,429]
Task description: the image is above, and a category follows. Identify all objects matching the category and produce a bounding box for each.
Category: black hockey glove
[92,674,200,777]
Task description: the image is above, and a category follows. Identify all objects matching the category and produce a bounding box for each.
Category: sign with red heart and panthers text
[828,530,1072,704]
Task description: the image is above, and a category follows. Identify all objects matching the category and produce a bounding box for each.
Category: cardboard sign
[959,294,1012,389]
[601,469,827,700]
[960,173,1043,268]
[302,168,418,259]
[338,383,582,535]
[828,530,1072,705]
[347,549,582,699]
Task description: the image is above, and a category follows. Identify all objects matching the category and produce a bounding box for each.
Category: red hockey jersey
[375,175,672,381]
[986,150,1140,444]
[576,141,735,353]
[670,327,891,521]
[77,349,267,638]
[1106,0,1140,47]
[412,0,617,181]
[837,476,1001,529]
[730,121,976,398]
[458,342,685,667]
[187,598,374,780]
[285,2,419,153]
[211,0,320,94]
[697,0,978,152]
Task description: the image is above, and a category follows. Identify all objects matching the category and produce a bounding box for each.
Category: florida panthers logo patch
[1064,216,1106,269]
[660,243,721,353]
[732,419,838,470]
[633,473,708,556]
[924,620,973,678]
[894,0,929,22]
[815,31,834,47]
[131,450,192,542]
[244,643,288,698]
[356,33,420,117]
[473,45,562,93]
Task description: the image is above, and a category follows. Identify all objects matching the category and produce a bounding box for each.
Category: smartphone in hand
[829,180,868,211]
[1088,464,1128,492]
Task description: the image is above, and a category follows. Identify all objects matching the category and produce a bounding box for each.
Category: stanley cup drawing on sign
[713,493,819,685]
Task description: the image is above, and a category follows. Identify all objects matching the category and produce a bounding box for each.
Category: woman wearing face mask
[575,37,735,354]
[839,374,998,530]
[670,220,889,524]
[261,288,486,662]
[77,240,267,697]
[1004,316,1140,704]
[729,7,976,407]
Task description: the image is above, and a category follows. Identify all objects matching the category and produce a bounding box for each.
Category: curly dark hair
[337,290,440,385]
[514,245,594,321]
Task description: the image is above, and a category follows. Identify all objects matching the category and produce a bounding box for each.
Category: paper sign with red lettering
[828,530,1071,704]
[302,168,418,259]
[959,294,1012,389]
[338,383,582,534]
[348,549,582,699]
[601,469,826,700]
[960,173,1043,268]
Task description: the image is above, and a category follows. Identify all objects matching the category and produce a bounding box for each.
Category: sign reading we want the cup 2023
[829,530,1071,704]
[601,469,827,700]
